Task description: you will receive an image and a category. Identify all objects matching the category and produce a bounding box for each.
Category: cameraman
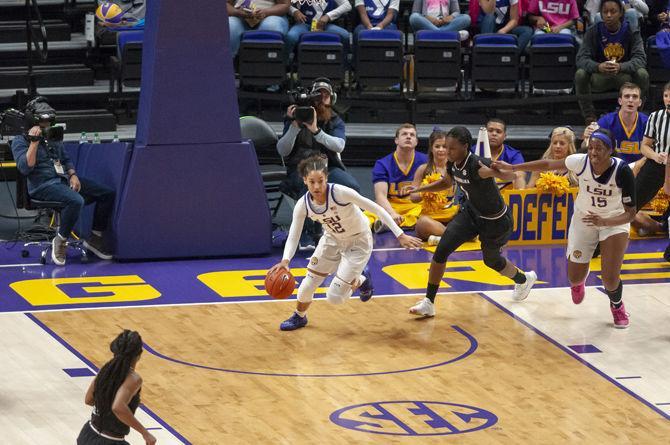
[11,98,115,266]
[277,78,360,249]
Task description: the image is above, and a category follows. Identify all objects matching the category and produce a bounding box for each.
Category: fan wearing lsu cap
[493,128,637,329]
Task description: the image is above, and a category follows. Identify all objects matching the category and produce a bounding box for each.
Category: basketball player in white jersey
[493,129,636,328]
[269,154,423,331]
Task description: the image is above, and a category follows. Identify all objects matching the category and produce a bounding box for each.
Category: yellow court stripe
[619,262,670,270]
[604,272,670,280]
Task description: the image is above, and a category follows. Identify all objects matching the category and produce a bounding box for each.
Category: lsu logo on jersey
[618,141,640,155]
[604,43,625,62]
[540,1,572,14]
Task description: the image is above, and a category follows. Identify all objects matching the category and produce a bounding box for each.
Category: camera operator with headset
[277,77,360,250]
[10,97,115,266]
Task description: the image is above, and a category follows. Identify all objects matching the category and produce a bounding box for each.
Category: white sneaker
[409,297,435,317]
[512,270,537,301]
[458,30,470,42]
[427,235,441,246]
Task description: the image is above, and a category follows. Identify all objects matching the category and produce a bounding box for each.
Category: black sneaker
[83,234,113,260]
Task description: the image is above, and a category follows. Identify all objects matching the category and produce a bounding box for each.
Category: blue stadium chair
[355,29,404,92]
[297,32,345,88]
[646,35,670,88]
[413,30,461,93]
[528,33,576,94]
[238,31,287,89]
[471,33,520,95]
[110,30,144,93]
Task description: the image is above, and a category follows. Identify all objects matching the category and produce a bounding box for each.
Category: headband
[591,131,613,150]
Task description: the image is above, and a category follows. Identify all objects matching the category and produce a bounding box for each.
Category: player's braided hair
[93,330,143,417]
[298,153,328,178]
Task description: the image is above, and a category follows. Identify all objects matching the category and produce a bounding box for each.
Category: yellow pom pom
[650,190,670,214]
[420,172,448,213]
[535,172,570,196]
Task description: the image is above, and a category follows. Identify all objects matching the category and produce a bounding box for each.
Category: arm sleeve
[314,121,346,153]
[389,0,400,11]
[327,0,352,20]
[508,148,525,164]
[576,28,600,73]
[11,136,32,176]
[449,0,460,15]
[354,0,364,6]
[616,163,636,208]
[619,31,646,74]
[289,5,298,14]
[277,124,300,157]
[59,143,74,171]
[336,186,405,237]
[564,153,586,172]
[568,0,579,20]
[644,112,656,140]
[371,159,390,184]
[282,199,307,262]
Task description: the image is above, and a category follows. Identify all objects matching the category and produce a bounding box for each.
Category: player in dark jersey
[401,126,537,317]
[77,330,156,445]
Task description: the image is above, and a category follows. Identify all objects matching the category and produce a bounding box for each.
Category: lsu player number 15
[493,128,636,329]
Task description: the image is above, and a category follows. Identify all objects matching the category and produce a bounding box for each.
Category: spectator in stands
[472,118,527,189]
[277,78,360,249]
[473,0,534,52]
[582,82,648,171]
[574,0,648,125]
[227,0,290,57]
[406,129,459,244]
[649,0,670,33]
[353,0,399,45]
[594,0,648,33]
[527,0,580,36]
[368,123,427,232]
[581,82,664,234]
[527,126,579,187]
[286,0,352,56]
[409,0,472,41]
[11,98,115,266]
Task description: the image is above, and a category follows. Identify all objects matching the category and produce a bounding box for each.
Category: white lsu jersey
[303,184,372,239]
[566,153,633,218]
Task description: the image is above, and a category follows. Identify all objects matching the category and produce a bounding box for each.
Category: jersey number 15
[591,196,607,208]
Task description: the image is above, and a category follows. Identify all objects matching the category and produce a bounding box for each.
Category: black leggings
[635,160,665,211]
[433,205,513,272]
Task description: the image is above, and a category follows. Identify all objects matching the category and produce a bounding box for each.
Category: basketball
[96,2,125,24]
[265,268,296,299]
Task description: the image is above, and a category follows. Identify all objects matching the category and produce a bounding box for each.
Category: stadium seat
[647,35,670,88]
[239,116,285,217]
[109,30,144,93]
[355,29,404,92]
[238,31,287,90]
[528,33,576,94]
[297,32,345,88]
[471,33,520,95]
[413,30,461,93]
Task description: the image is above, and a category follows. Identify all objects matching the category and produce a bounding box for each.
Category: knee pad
[297,270,326,304]
[482,248,506,272]
[326,276,352,305]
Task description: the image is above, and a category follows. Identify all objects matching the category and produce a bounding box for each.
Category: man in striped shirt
[637,81,670,252]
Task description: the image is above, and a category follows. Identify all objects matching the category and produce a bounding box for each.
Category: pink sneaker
[570,283,585,304]
[610,303,629,329]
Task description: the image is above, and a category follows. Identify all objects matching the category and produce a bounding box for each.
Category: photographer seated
[11,97,115,266]
[277,78,360,250]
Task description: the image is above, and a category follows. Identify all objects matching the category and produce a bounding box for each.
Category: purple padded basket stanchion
[113,0,271,259]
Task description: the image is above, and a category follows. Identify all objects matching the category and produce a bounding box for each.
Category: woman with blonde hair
[527,127,578,188]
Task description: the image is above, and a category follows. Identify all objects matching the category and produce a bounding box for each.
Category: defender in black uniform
[402,127,537,317]
[77,330,156,445]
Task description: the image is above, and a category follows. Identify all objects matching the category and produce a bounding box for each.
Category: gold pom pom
[650,190,670,214]
[421,172,448,213]
[535,172,570,196]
